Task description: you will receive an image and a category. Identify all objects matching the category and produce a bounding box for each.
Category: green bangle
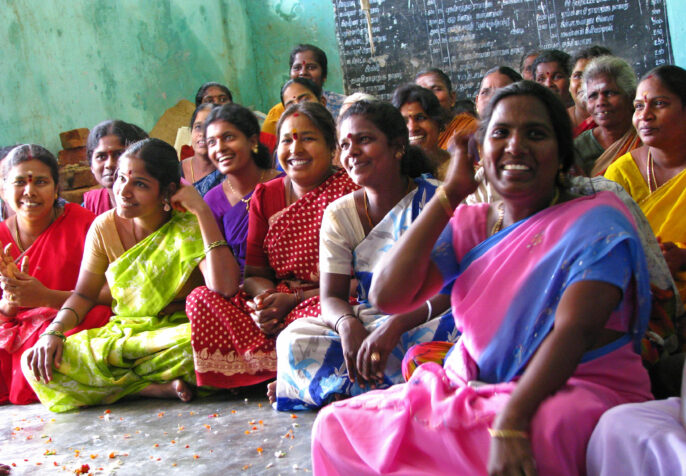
[59,306,81,325]
[40,329,66,342]
[204,240,229,255]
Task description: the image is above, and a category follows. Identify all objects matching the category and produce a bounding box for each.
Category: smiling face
[481,95,559,203]
[399,101,441,152]
[205,120,257,176]
[569,58,589,106]
[191,108,211,157]
[4,159,57,223]
[282,82,319,109]
[91,134,126,189]
[290,51,324,86]
[277,114,333,189]
[415,73,455,111]
[585,74,634,130]
[633,75,686,148]
[475,72,515,116]
[113,155,164,220]
[535,61,570,100]
[339,115,402,188]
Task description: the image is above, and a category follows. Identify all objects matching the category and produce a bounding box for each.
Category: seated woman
[605,65,686,302]
[576,56,639,176]
[0,145,111,405]
[415,68,477,150]
[186,102,358,390]
[392,84,451,180]
[274,100,457,410]
[587,359,686,476]
[22,138,239,412]
[567,45,612,136]
[261,44,345,136]
[83,120,148,215]
[312,82,652,475]
[202,103,281,273]
[181,103,222,196]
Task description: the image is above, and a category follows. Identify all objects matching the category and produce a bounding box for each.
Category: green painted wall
[0,0,259,154]
[666,0,686,68]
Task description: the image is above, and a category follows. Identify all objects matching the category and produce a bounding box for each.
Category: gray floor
[0,386,317,475]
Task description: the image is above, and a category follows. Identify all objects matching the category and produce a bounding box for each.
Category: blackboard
[333,0,673,100]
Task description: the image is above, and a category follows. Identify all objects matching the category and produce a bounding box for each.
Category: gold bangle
[40,329,66,342]
[204,240,229,255]
[435,185,455,218]
[487,428,529,439]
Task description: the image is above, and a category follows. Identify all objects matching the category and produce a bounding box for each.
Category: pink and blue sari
[312,191,652,476]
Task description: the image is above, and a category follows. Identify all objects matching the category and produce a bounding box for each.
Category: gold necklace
[491,187,560,235]
[190,157,196,183]
[15,207,57,252]
[226,170,265,211]
[647,149,658,193]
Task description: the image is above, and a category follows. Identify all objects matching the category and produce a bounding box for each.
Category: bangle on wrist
[487,428,529,439]
[425,300,433,322]
[204,240,229,255]
[435,185,455,218]
[40,329,66,342]
[59,307,81,326]
[293,288,304,305]
[334,313,358,333]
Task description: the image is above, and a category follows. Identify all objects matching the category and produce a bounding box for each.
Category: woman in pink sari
[187,102,357,389]
[0,145,110,405]
[311,82,652,476]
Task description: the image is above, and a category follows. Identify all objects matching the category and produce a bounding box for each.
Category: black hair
[571,45,612,65]
[476,81,574,172]
[391,84,449,129]
[190,103,216,129]
[122,138,181,193]
[204,103,271,169]
[289,44,328,81]
[520,50,541,70]
[280,77,323,105]
[414,68,454,93]
[86,120,148,165]
[453,99,477,117]
[194,82,233,106]
[532,49,572,77]
[3,144,60,195]
[277,102,337,153]
[339,100,433,178]
[484,66,523,83]
[641,65,686,105]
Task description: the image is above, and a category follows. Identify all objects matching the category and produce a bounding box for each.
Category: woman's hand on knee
[25,335,64,383]
[338,319,368,387]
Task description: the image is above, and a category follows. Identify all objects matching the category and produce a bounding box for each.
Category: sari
[437,112,477,150]
[0,204,111,405]
[590,128,641,176]
[606,152,686,302]
[312,192,652,476]
[22,211,205,413]
[82,188,113,216]
[187,169,358,389]
[192,169,223,197]
[275,177,458,410]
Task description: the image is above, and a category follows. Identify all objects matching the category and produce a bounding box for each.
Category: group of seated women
[0,40,685,476]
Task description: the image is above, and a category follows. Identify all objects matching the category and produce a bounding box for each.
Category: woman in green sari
[22,138,240,412]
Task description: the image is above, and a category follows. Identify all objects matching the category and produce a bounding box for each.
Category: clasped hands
[247,289,298,337]
[0,243,43,314]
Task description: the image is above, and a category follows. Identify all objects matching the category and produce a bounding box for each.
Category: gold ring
[370,352,381,362]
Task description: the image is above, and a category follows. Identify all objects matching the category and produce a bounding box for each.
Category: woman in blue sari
[273,101,457,410]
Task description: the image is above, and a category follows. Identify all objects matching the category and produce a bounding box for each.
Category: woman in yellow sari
[605,65,686,301]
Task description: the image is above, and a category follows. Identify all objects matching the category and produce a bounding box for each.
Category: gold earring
[163,200,171,212]
[252,144,259,154]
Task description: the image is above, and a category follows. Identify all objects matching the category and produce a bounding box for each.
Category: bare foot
[0,463,11,475]
[137,379,194,402]
[267,381,276,404]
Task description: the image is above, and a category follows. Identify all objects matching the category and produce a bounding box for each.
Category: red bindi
[26,173,33,183]
[293,113,299,117]
[292,128,298,140]
[347,133,353,139]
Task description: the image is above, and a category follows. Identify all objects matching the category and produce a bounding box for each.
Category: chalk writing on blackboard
[333,0,672,100]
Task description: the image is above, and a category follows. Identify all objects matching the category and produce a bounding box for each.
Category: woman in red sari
[0,145,110,405]
[186,102,358,389]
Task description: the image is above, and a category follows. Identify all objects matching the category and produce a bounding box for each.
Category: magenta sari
[312,192,652,476]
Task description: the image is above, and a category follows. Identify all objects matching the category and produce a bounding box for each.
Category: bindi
[292,128,298,140]
[347,133,353,139]
[26,171,33,183]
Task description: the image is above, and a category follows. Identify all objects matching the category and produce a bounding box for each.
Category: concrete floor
[0,385,317,475]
